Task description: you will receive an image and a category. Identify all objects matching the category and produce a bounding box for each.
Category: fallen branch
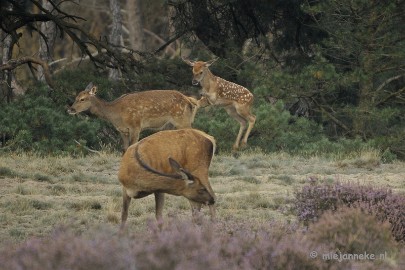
[74,139,101,155]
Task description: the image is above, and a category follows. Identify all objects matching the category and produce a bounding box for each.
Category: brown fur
[183,59,256,151]
[68,83,198,151]
[118,128,216,228]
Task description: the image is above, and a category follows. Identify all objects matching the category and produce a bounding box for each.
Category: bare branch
[311,97,351,133]
[375,73,405,93]
[376,87,405,106]
[0,56,54,88]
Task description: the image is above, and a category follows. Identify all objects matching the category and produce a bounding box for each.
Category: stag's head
[182,58,218,86]
[172,158,216,205]
[68,82,98,115]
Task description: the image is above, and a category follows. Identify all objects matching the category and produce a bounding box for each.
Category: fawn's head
[182,58,218,85]
[68,82,97,115]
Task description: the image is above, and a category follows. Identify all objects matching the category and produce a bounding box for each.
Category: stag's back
[137,129,215,170]
[118,129,216,195]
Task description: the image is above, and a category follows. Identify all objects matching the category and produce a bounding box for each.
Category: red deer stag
[182,58,256,151]
[118,128,216,229]
[68,82,198,151]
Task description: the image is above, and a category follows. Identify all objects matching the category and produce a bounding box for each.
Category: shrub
[294,181,405,242]
[0,226,137,270]
[307,207,398,270]
[1,218,404,270]
[308,207,396,255]
[0,220,323,270]
[0,85,103,155]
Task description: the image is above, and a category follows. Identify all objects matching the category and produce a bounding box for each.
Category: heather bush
[131,220,324,270]
[0,220,323,270]
[0,226,137,270]
[1,218,404,270]
[294,181,405,242]
[307,207,397,256]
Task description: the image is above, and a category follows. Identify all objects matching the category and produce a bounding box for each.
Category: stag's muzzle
[192,79,200,86]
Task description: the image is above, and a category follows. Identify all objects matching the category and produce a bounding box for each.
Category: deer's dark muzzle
[208,197,215,205]
[192,79,199,86]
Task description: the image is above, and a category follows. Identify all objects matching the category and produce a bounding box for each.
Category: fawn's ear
[88,85,98,96]
[182,57,195,67]
[85,82,93,90]
[205,58,218,67]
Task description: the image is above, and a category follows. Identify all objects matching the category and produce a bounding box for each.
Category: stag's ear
[89,86,98,96]
[205,58,218,67]
[168,157,194,183]
[181,57,195,67]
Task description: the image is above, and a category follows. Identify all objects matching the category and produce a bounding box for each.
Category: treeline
[0,0,404,159]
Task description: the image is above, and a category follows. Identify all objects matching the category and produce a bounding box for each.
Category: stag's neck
[157,173,189,195]
[142,175,187,197]
[162,182,186,196]
[89,96,120,123]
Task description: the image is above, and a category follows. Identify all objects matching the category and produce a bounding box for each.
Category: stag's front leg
[208,204,216,222]
[120,187,131,231]
[189,200,203,223]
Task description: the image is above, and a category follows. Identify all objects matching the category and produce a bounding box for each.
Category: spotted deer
[68,82,198,151]
[118,128,216,229]
[183,58,256,151]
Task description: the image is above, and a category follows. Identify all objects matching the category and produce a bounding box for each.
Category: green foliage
[194,94,367,157]
[53,63,123,102]
[0,85,102,155]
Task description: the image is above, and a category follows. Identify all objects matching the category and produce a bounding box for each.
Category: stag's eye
[198,188,207,194]
[80,98,85,102]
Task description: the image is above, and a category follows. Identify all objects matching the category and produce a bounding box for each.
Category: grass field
[1,149,404,246]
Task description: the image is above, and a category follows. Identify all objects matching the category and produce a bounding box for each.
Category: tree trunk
[353,51,374,138]
[167,4,180,57]
[0,30,4,102]
[38,0,57,82]
[108,0,123,80]
[2,34,14,103]
[126,0,145,52]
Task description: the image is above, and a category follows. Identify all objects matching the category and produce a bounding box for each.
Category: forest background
[1,0,404,160]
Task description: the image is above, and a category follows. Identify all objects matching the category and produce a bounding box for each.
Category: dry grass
[0,150,405,244]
